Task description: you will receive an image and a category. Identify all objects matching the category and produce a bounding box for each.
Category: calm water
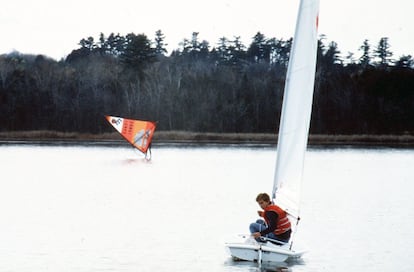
[1,144,413,272]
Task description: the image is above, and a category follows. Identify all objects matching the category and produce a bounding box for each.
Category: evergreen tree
[323,41,342,67]
[121,33,155,70]
[247,32,270,63]
[228,36,247,67]
[106,33,125,56]
[358,39,371,68]
[395,55,414,68]
[216,37,230,65]
[268,38,291,67]
[374,37,393,68]
[154,30,168,56]
[79,36,96,51]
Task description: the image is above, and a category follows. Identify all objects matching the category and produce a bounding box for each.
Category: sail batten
[272,0,319,219]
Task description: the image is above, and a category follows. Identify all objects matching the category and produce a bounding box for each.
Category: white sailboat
[226,0,319,263]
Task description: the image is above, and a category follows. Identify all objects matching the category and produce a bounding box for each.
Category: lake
[0,144,413,271]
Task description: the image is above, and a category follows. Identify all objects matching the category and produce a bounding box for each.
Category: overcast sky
[1,0,412,60]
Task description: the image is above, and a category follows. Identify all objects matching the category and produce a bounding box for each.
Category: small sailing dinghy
[226,0,319,263]
[105,115,157,159]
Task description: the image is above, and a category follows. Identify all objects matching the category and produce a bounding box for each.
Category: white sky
[1,0,413,61]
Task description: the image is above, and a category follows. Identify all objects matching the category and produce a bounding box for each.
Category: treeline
[0,31,413,135]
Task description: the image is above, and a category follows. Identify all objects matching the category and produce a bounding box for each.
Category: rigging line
[289,216,301,250]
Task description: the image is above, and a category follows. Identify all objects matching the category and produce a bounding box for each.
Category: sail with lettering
[105,115,156,158]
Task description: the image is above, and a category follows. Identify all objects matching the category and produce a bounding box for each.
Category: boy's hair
[256,193,271,203]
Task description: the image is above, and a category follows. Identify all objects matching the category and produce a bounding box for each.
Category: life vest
[263,204,291,235]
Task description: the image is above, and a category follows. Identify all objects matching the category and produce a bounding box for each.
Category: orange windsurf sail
[105,115,157,155]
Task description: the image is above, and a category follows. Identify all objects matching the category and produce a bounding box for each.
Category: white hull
[226,238,305,263]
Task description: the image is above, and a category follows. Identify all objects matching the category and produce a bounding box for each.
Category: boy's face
[257,199,269,210]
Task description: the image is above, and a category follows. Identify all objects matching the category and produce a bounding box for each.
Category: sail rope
[289,216,301,250]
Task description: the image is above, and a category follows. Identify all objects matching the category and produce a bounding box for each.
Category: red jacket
[262,204,291,235]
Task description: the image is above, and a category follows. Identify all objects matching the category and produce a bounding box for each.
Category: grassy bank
[0,130,413,147]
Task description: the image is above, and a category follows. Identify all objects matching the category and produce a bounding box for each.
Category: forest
[0,30,413,136]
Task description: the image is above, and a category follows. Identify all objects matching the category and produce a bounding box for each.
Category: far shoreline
[0,130,413,148]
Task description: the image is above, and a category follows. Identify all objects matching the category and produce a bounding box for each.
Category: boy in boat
[250,193,292,244]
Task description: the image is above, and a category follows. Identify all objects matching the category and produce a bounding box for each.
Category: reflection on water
[224,256,305,272]
[0,145,413,272]
[121,157,151,165]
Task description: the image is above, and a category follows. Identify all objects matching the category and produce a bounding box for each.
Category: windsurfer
[249,193,292,244]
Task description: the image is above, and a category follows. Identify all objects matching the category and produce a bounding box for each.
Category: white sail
[272,0,319,219]
[226,0,320,262]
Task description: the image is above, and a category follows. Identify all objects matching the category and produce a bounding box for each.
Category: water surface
[1,145,413,271]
